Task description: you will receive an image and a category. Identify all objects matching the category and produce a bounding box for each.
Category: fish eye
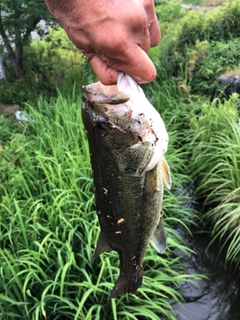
[95,116,108,129]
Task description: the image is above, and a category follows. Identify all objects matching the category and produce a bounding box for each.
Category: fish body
[82,73,171,298]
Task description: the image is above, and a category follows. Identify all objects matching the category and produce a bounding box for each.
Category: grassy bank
[156,82,240,269]
[0,1,239,317]
[1,71,239,318]
[154,0,240,269]
[0,84,199,319]
[187,98,240,268]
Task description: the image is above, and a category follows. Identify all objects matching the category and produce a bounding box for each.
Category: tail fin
[109,267,143,299]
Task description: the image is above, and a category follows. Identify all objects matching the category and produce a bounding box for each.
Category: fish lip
[82,81,119,95]
[81,85,88,93]
[82,83,130,105]
[81,84,99,96]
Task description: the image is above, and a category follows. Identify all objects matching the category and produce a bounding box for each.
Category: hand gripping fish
[82,73,172,299]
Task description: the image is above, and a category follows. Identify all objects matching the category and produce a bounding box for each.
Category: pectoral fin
[93,231,112,260]
[151,217,167,253]
[161,157,172,189]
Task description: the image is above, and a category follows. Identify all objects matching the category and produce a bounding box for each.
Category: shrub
[190,38,240,94]
[0,28,87,106]
[158,0,240,94]
[155,0,182,23]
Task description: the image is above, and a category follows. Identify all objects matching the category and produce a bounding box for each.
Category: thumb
[123,47,157,84]
[88,48,157,85]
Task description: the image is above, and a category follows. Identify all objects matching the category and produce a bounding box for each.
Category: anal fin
[93,231,112,260]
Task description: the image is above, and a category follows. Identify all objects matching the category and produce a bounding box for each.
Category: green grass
[154,0,240,270]
[0,85,199,319]
[1,0,240,314]
[188,97,240,268]
[149,76,240,269]
[1,70,238,318]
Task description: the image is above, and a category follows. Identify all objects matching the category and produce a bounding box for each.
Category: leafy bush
[155,0,182,23]
[0,28,87,106]
[157,0,240,94]
[190,38,240,94]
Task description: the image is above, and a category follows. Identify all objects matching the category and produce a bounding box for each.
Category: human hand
[45,0,160,85]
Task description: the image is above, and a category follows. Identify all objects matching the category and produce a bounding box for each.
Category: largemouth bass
[82,73,171,299]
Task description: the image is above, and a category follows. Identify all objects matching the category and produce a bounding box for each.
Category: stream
[172,227,240,320]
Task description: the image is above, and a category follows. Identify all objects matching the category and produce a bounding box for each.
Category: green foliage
[0,88,199,319]
[0,0,52,46]
[190,38,240,94]
[0,29,90,106]
[182,0,201,4]
[155,0,182,22]
[188,98,240,268]
[147,73,240,270]
[157,0,240,94]
[0,0,56,77]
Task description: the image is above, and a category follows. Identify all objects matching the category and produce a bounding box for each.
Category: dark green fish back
[82,93,166,298]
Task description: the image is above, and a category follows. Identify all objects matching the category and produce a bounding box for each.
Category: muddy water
[172,228,240,320]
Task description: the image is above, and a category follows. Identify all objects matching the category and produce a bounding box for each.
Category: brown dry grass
[219,66,240,80]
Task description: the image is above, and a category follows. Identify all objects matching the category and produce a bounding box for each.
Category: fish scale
[82,73,171,298]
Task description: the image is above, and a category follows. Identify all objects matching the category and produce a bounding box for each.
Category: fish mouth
[83,81,118,95]
[82,81,130,106]
[82,72,140,96]
[82,72,140,103]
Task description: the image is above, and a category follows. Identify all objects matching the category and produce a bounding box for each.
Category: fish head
[82,77,169,175]
[82,81,130,119]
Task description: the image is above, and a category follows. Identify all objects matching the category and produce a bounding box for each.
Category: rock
[210,73,240,103]
[0,103,20,115]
